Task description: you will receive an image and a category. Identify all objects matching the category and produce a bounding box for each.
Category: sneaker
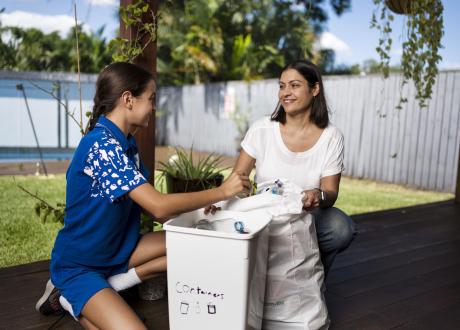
[35,279,64,316]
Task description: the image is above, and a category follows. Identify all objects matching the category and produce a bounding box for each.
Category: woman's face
[131,80,156,128]
[278,69,318,116]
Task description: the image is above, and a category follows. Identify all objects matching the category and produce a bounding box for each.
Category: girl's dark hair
[85,62,154,134]
[271,59,329,128]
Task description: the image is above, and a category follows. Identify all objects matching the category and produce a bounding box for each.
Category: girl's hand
[302,189,321,210]
[204,204,221,215]
[219,172,251,199]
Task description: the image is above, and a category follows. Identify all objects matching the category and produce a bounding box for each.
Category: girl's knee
[141,231,166,248]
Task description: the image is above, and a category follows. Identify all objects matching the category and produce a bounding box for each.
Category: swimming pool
[0,147,75,163]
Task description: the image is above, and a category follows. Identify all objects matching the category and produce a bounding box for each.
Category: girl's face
[130,80,156,128]
[278,69,318,116]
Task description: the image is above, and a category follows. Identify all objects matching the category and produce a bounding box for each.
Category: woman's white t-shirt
[241,117,345,190]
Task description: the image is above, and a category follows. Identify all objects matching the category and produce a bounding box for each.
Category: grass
[335,177,453,215]
[0,175,65,268]
[0,173,454,268]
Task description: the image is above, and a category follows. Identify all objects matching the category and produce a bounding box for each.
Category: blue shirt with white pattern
[52,116,149,266]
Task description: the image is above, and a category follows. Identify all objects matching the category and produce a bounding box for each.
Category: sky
[1,0,459,69]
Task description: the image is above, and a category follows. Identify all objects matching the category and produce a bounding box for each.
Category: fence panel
[1,70,459,192]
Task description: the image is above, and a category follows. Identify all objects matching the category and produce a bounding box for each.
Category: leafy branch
[109,0,158,63]
[14,179,65,224]
[370,1,393,78]
[14,3,88,225]
[26,80,88,134]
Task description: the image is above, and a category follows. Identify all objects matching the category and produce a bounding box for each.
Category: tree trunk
[120,0,158,181]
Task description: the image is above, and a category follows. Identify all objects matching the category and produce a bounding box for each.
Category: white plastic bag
[220,179,329,330]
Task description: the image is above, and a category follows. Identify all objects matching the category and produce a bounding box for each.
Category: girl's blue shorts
[50,252,129,318]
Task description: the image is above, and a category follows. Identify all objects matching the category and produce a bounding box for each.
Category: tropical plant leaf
[158,147,226,181]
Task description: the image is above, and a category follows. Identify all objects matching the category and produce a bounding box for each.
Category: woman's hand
[302,188,321,210]
[218,172,251,199]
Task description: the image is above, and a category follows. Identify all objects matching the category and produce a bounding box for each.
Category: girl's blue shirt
[52,116,150,266]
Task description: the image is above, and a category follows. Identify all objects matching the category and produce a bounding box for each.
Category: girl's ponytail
[85,94,107,134]
[85,105,103,134]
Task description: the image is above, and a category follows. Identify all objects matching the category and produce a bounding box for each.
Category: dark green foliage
[1,1,352,79]
[0,25,112,73]
[157,0,351,85]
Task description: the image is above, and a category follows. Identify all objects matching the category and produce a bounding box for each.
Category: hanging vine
[371,0,444,109]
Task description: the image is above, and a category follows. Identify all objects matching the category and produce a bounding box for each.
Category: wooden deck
[1,200,459,329]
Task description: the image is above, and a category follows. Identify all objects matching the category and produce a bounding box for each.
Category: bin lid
[163,209,272,240]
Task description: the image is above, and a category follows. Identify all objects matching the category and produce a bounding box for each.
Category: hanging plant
[371,0,444,109]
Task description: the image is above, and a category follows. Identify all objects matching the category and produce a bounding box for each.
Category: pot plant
[158,147,227,193]
[371,0,444,109]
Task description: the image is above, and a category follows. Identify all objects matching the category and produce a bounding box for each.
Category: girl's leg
[107,231,166,292]
[128,231,167,280]
[77,231,166,329]
[79,317,100,330]
[80,288,146,330]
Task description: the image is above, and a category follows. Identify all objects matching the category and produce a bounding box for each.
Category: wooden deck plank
[327,239,460,285]
[333,224,460,269]
[333,214,460,259]
[326,263,460,326]
[328,251,460,298]
[1,201,459,329]
[394,301,460,329]
[376,281,460,328]
[331,312,404,330]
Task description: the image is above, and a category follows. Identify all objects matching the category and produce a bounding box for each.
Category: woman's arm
[129,172,250,221]
[302,173,341,210]
[233,149,256,176]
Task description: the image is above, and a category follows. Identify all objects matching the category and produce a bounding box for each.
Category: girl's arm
[233,149,256,176]
[129,172,250,221]
[302,173,341,210]
[202,150,256,214]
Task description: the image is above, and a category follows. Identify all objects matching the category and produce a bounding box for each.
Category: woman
[234,59,356,276]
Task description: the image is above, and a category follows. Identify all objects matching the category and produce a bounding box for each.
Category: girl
[35,62,250,329]
[231,60,356,276]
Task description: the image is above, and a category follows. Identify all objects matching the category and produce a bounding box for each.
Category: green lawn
[0,174,453,268]
[335,177,453,215]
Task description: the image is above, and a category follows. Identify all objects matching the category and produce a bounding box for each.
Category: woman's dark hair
[85,62,154,134]
[271,59,329,128]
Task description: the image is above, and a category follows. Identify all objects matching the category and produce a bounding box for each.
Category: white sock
[59,295,76,320]
[108,268,141,292]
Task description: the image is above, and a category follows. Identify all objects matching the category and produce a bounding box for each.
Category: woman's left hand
[302,189,321,210]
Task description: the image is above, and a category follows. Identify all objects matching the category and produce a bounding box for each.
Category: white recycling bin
[164,208,272,330]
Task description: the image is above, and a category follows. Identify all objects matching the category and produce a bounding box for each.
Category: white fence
[1,70,459,192]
